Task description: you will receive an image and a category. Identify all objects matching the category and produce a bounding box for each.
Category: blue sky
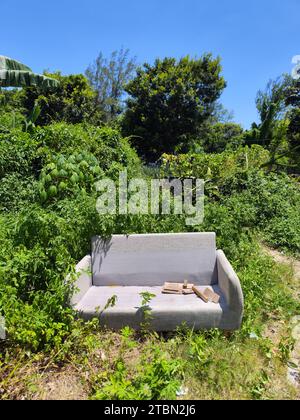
[2,0,299,128]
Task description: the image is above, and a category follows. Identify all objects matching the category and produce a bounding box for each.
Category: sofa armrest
[217,250,244,317]
[70,255,92,307]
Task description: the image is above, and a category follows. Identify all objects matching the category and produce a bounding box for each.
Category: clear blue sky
[2,0,299,128]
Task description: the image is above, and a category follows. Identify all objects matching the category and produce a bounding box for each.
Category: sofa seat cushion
[75,285,229,331]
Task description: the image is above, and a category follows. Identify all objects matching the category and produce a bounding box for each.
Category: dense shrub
[38,151,103,202]
[0,174,37,211]
[0,130,41,178]
[33,123,141,176]
[197,122,245,153]
[19,73,103,126]
[160,145,269,185]
[0,111,25,131]
[0,122,143,350]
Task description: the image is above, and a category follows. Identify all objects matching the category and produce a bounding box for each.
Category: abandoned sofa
[71,233,244,331]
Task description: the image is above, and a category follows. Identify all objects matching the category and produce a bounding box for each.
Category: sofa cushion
[75,285,228,331]
[92,233,218,287]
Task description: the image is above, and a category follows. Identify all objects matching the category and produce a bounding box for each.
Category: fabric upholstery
[75,285,231,330]
[92,233,218,286]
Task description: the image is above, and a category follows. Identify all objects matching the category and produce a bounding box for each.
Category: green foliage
[0,88,25,131]
[20,72,102,126]
[0,111,25,132]
[255,76,292,148]
[196,122,244,153]
[33,123,140,177]
[23,101,41,133]
[0,173,37,212]
[38,151,103,202]
[85,48,137,121]
[123,54,226,160]
[0,56,59,89]
[138,291,156,334]
[161,145,269,187]
[0,130,40,178]
[92,343,184,400]
[225,171,300,254]
[286,80,300,169]
[245,75,300,171]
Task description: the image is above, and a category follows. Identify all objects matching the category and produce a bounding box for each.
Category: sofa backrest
[92,233,218,287]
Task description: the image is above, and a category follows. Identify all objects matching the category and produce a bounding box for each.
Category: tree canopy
[19,72,102,125]
[122,54,226,161]
[85,48,136,121]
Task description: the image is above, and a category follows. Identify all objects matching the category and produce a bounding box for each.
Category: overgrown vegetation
[0,50,299,400]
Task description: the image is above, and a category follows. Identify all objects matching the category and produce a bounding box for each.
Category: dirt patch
[262,246,300,301]
[262,245,300,391]
[264,248,300,280]
[30,367,89,400]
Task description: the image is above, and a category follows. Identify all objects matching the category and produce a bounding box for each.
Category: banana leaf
[0,56,59,88]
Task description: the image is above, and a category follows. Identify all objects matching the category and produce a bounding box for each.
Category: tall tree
[248,76,300,170]
[122,54,226,161]
[286,79,300,168]
[85,48,137,121]
[254,75,292,147]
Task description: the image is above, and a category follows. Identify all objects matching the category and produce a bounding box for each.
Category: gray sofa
[71,233,244,331]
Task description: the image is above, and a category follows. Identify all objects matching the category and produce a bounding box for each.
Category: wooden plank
[162,282,195,295]
[203,288,220,304]
[162,289,182,295]
[192,286,209,303]
[212,293,220,304]
[203,288,215,301]
[182,289,195,295]
[164,283,183,292]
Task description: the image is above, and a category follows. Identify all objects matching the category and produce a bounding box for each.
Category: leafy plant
[38,151,103,202]
[138,291,156,334]
[92,344,184,400]
[0,56,59,89]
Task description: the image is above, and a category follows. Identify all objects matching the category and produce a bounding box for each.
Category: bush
[38,151,103,202]
[0,130,41,179]
[19,73,103,126]
[0,174,37,212]
[92,343,184,400]
[160,145,269,186]
[33,123,141,177]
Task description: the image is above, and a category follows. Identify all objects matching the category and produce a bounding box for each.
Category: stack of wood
[162,281,220,304]
[162,281,194,295]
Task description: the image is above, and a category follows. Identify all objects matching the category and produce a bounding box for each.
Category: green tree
[20,72,102,126]
[243,76,295,170]
[254,76,292,148]
[198,122,244,153]
[0,56,58,130]
[122,54,226,161]
[286,79,300,168]
[85,48,137,121]
[244,75,292,150]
